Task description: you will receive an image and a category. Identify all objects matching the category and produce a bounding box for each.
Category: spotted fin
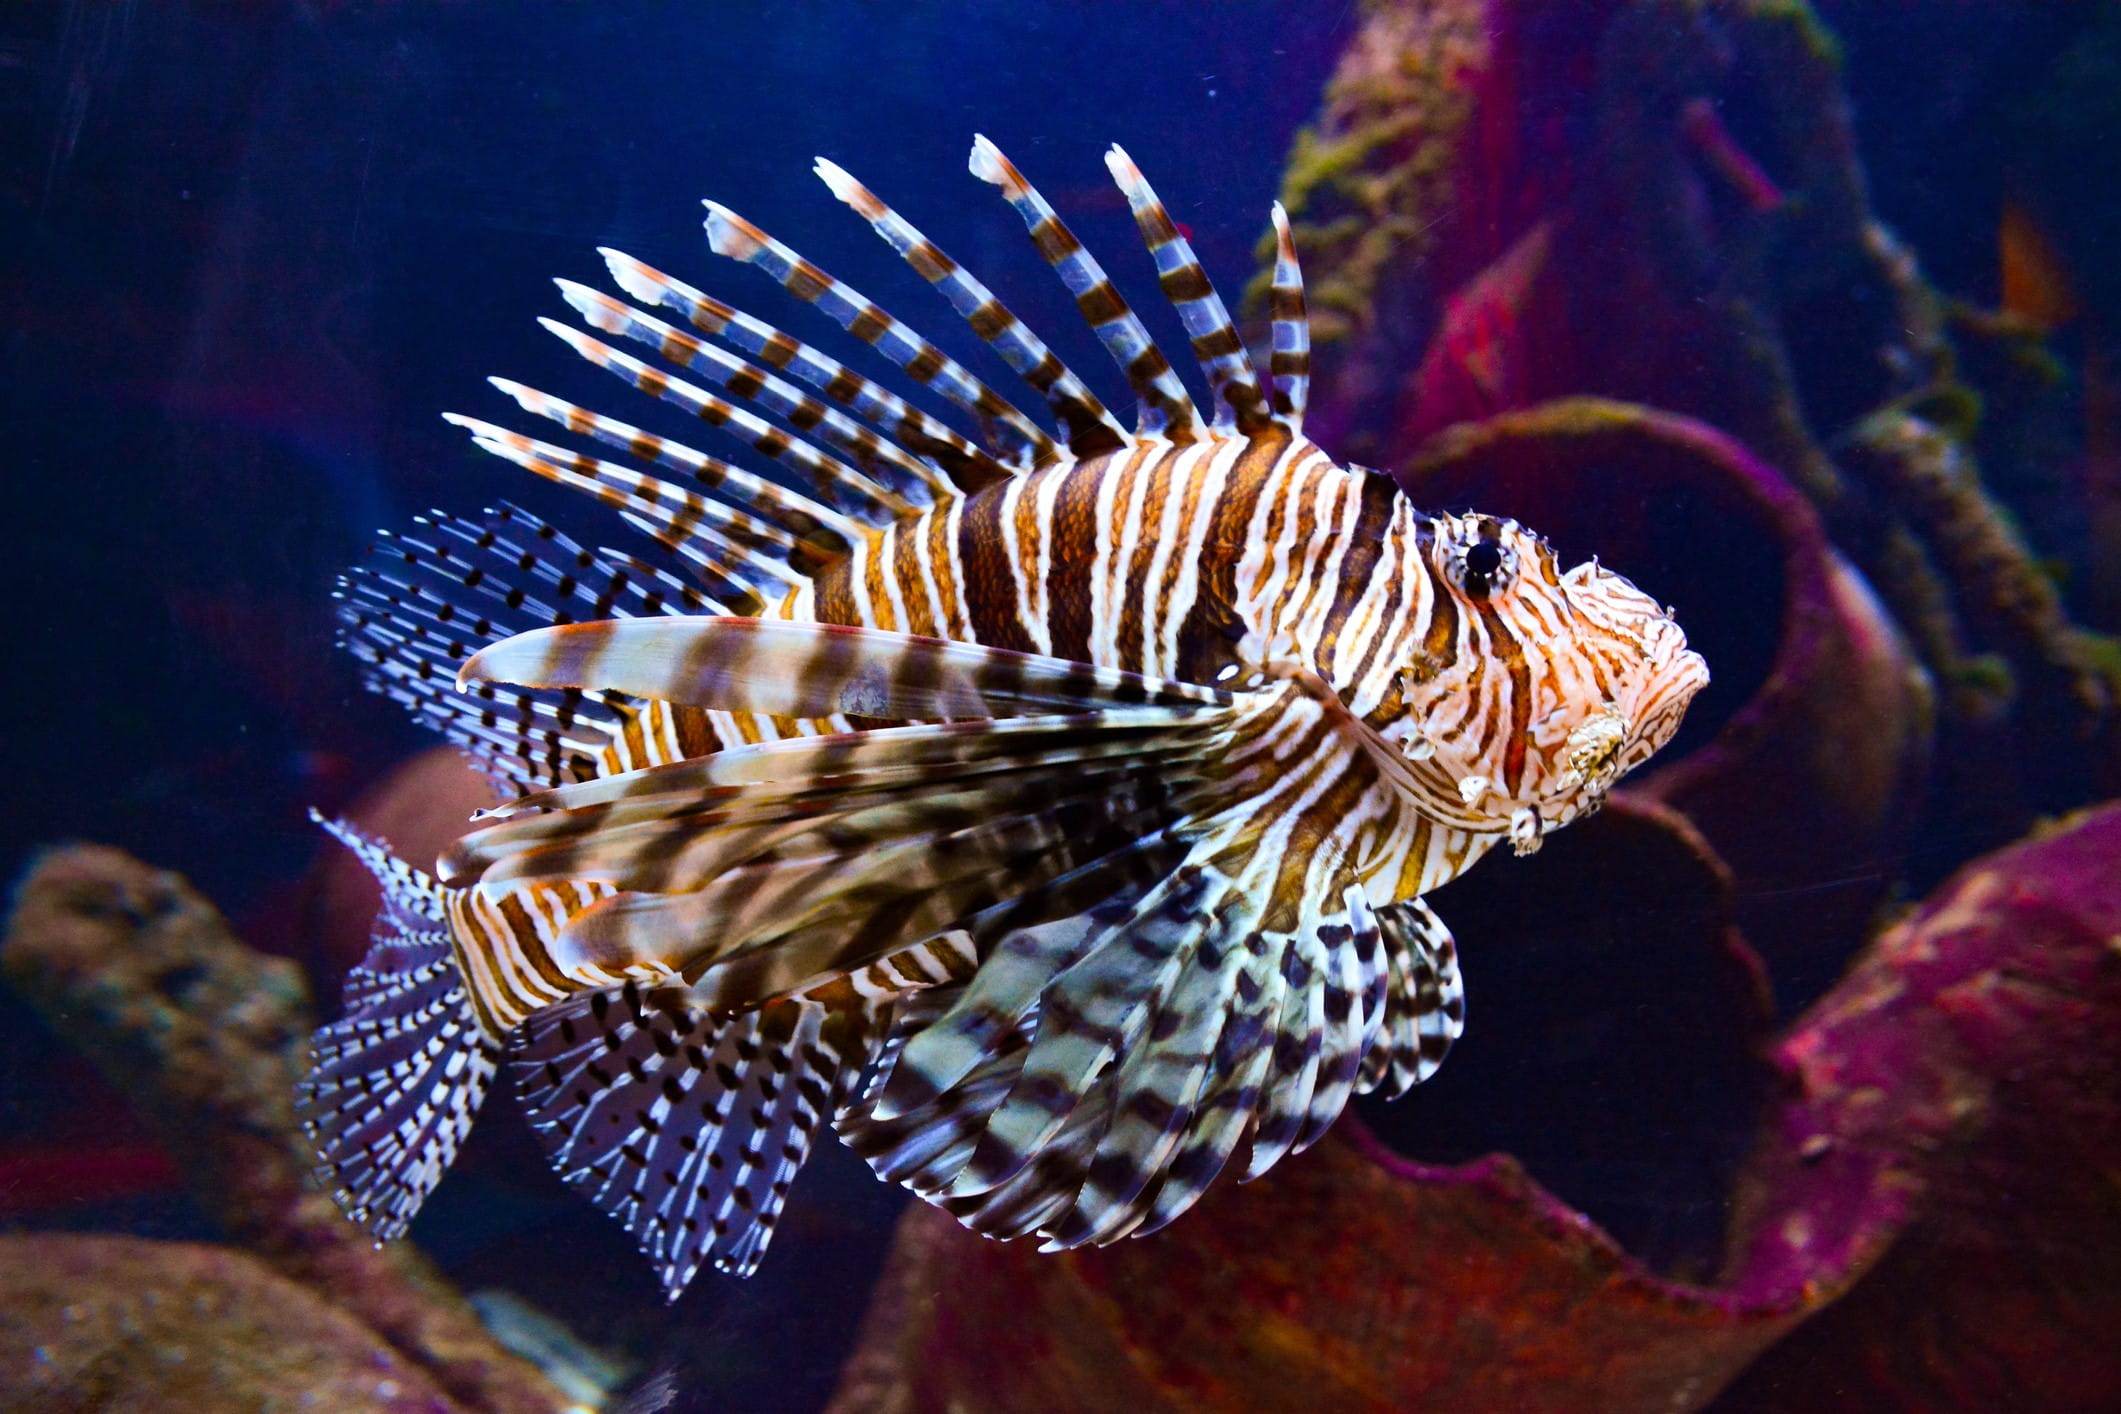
[297,812,501,1240]
[336,501,705,795]
[870,848,1371,1252]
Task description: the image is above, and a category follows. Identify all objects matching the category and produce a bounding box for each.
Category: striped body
[302,135,1707,1295]
[461,433,1435,1032]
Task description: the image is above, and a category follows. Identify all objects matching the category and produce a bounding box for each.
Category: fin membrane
[297,813,500,1240]
[460,616,1229,722]
[510,931,978,1297]
[510,984,869,1295]
[1356,896,1464,1098]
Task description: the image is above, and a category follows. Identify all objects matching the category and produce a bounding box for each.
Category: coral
[1257,0,1500,351]
[1,845,567,1414]
[1846,407,2119,721]
[0,1233,464,1413]
[1716,802,2121,1409]
[830,1138,1803,1414]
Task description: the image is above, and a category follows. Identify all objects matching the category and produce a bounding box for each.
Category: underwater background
[3,2,2119,1410]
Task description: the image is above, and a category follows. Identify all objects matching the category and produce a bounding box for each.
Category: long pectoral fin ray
[835,689,1436,1251]
[459,616,1229,721]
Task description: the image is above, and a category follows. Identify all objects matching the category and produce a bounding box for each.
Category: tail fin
[297,812,500,1240]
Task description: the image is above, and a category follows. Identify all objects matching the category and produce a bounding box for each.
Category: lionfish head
[1399,513,1710,854]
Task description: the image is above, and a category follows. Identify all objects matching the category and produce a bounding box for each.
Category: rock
[2,845,567,1414]
[0,1233,460,1413]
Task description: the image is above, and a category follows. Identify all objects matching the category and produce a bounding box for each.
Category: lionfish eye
[1461,538,1509,596]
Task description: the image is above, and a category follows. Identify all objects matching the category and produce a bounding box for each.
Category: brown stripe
[889,522,936,636]
[1152,453,1209,677]
[1159,265,1213,303]
[1077,281,1127,326]
[497,889,572,992]
[1475,600,1533,794]
[672,703,718,757]
[1268,744,1371,935]
[444,899,508,1038]
[925,502,963,639]
[1317,470,1397,679]
[1350,557,1413,721]
[847,308,888,345]
[1045,455,1107,663]
[818,369,865,408]
[861,533,896,630]
[968,299,1009,340]
[1099,445,1146,670]
[1417,524,1459,678]
[1030,215,1080,261]
[906,241,952,283]
[904,345,945,383]
[958,479,1035,652]
[1191,325,1245,359]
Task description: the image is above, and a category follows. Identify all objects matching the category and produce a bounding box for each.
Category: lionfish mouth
[1627,647,1712,764]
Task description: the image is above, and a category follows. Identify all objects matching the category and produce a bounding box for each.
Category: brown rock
[2,845,566,1414]
[0,1233,459,1413]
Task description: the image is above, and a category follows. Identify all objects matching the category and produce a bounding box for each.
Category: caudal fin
[297,812,499,1240]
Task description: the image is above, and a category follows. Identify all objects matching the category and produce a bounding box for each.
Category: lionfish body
[302,139,1707,1298]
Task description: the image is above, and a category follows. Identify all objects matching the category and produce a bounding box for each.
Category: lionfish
[301,137,1708,1300]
